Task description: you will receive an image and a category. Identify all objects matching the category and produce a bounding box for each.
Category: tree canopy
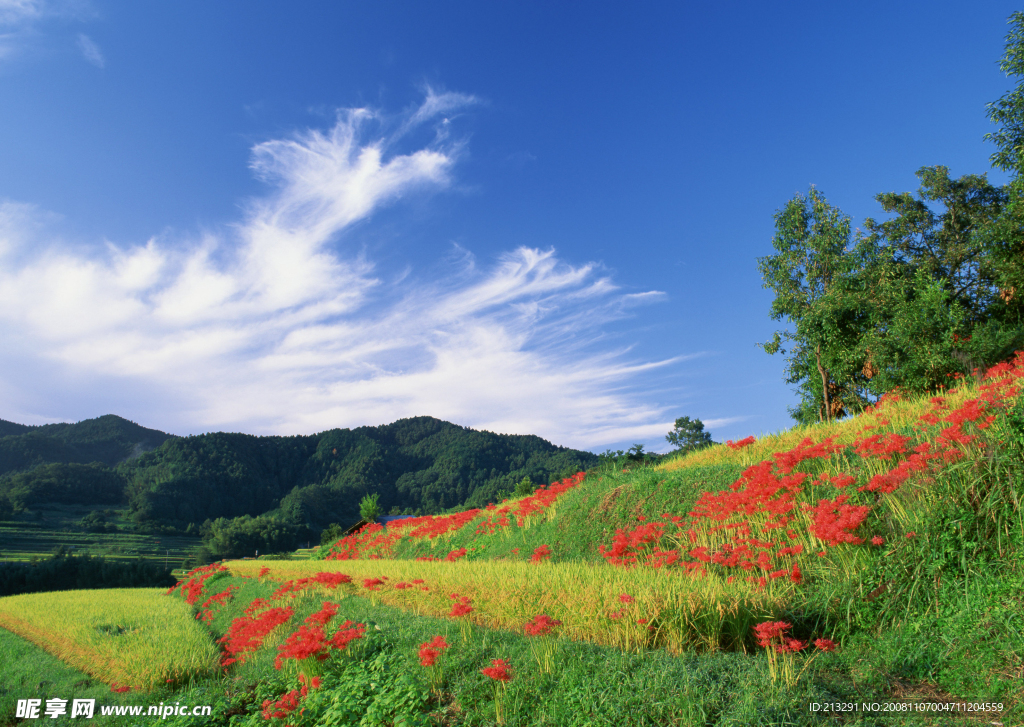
[759,13,1024,423]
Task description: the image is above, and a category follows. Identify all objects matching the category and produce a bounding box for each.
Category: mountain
[0,414,174,477]
[0,415,598,532]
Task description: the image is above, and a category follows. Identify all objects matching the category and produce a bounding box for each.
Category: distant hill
[0,415,598,534]
[0,414,174,477]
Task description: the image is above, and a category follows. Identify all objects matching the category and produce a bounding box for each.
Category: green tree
[665,416,713,452]
[514,476,535,497]
[359,492,381,522]
[758,187,875,423]
[319,522,345,546]
[862,166,1006,325]
[978,11,1024,345]
[855,166,1021,393]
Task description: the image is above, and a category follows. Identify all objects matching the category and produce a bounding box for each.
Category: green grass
[0,627,147,727]
[155,575,999,726]
[2,371,1023,725]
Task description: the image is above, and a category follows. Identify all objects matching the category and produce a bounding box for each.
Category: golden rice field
[229,558,791,653]
[0,588,220,689]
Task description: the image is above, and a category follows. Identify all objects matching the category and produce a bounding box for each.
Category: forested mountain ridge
[0,414,173,476]
[0,414,598,538]
[122,416,596,529]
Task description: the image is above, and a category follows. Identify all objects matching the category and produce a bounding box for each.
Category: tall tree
[862,166,1006,324]
[856,166,1019,392]
[758,187,874,423]
[979,10,1024,334]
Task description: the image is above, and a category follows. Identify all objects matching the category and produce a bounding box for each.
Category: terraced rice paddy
[0,588,219,689]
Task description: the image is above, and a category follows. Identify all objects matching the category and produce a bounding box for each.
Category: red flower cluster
[448,593,473,617]
[109,683,131,693]
[753,620,804,653]
[261,675,322,722]
[523,614,562,636]
[597,519,669,567]
[511,472,587,526]
[273,616,366,670]
[320,473,586,559]
[807,495,871,546]
[331,620,367,650]
[480,658,513,682]
[261,689,300,720]
[362,578,385,591]
[853,432,910,460]
[726,436,756,450]
[530,545,552,563]
[418,635,450,666]
[258,566,271,578]
[274,624,331,668]
[218,605,294,666]
[444,547,468,562]
[196,585,238,623]
[305,601,339,627]
[270,572,353,600]
[166,563,228,605]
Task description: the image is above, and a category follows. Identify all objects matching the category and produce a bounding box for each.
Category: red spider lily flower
[261,689,301,720]
[362,578,385,591]
[329,620,367,651]
[258,566,271,577]
[753,621,791,648]
[412,579,425,584]
[871,536,885,546]
[906,531,916,538]
[531,545,552,563]
[419,645,440,667]
[480,658,513,682]
[523,614,562,636]
[297,673,322,697]
[448,595,473,617]
[274,625,330,669]
[726,435,756,450]
[304,601,339,627]
[418,635,450,666]
[618,594,635,604]
[637,618,648,624]
[244,598,271,615]
[780,637,806,653]
[109,683,131,693]
[218,606,294,665]
[814,638,837,652]
[444,547,468,562]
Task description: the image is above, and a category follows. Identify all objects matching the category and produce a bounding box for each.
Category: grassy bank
[1,356,1022,725]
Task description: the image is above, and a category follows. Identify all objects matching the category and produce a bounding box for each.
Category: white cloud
[76,31,101,67]
[0,94,688,451]
[0,0,95,63]
[0,0,44,26]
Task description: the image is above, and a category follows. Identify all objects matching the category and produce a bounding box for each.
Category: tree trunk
[815,343,831,423]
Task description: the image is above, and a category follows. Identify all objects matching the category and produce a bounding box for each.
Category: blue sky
[0,1,1019,453]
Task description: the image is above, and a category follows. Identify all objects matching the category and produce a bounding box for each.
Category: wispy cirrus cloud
[0,0,95,63]
[0,92,691,450]
[75,31,101,66]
